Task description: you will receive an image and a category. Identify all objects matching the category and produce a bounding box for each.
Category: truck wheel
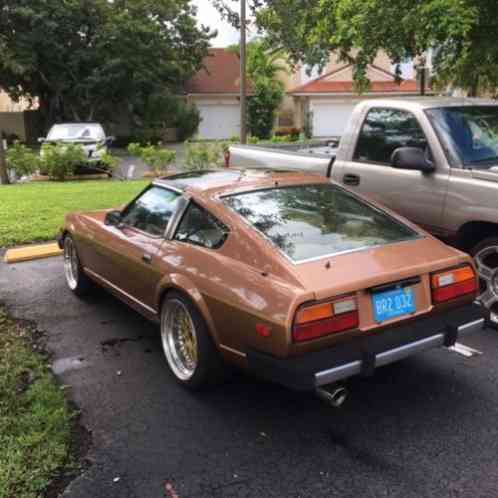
[160,291,225,390]
[471,237,498,329]
[63,235,93,296]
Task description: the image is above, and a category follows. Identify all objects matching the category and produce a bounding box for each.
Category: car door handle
[343,173,360,186]
[142,253,152,264]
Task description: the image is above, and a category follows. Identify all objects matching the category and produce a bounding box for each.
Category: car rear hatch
[291,236,472,332]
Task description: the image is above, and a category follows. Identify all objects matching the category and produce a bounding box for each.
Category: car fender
[155,273,220,344]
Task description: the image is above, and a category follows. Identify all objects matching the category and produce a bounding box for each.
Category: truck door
[336,107,449,235]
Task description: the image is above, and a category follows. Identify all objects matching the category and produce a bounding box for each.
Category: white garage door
[311,102,356,138]
[197,103,240,140]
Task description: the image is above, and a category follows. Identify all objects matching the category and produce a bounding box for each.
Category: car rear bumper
[245,302,487,391]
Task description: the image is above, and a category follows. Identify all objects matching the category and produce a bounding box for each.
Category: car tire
[471,237,498,329]
[160,291,225,390]
[63,235,93,296]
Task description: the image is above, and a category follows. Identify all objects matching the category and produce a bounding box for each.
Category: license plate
[372,287,416,323]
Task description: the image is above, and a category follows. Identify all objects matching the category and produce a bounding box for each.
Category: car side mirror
[104,210,122,227]
[391,147,435,173]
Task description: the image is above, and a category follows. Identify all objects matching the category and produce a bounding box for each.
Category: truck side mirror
[104,210,122,227]
[391,147,435,173]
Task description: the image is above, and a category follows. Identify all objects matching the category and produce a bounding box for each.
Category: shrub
[248,136,260,144]
[270,134,293,143]
[99,151,120,172]
[39,143,86,181]
[275,127,301,141]
[184,141,223,170]
[176,102,201,142]
[5,141,39,177]
[138,93,200,143]
[248,80,284,139]
[127,142,176,176]
[303,110,314,139]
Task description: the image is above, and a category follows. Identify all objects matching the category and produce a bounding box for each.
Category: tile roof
[185,48,253,95]
[289,64,420,95]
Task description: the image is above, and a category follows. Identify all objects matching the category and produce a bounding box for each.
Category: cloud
[192,1,257,47]
[192,0,240,47]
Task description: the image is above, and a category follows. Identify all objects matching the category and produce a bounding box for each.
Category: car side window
[354,108,429,165]
[174,203,229,249]
[121,187,181,237]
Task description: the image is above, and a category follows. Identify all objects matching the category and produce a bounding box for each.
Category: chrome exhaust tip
[316,384,348,408]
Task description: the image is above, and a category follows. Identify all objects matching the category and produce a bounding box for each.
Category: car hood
[290,236,469,301]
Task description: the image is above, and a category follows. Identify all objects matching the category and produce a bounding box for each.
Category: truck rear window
[224,184,418,263]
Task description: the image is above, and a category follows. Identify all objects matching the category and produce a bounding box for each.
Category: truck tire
[160,291,225,390]
[471,237,498,329]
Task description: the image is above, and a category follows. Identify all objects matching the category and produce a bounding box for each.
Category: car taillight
[293,295,359,342]
[431,265,478,304]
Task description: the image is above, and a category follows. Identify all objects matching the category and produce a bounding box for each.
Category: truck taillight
[431,265,478,304]
[293,295,359,343]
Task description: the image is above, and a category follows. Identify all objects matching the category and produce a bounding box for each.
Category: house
[185,48,253,140]
[0,90,35,112]
[186,48,424,140]
[0,90,40,143]
[289,61,423,137]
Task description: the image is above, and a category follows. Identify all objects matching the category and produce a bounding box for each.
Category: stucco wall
[0,91,36,112]
[0,112,26,141]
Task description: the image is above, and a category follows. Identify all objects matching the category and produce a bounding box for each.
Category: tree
[0,138,9,185]
[0,0,214,128]
[229,40,286,139]
[213,0,495,95]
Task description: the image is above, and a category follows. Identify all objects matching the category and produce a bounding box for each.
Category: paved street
[1,257,498,498]
[113,144,186,180]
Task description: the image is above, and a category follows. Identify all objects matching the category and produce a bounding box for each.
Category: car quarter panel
[153,234,310,361]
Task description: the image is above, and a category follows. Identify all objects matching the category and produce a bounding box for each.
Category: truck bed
[229,144,336,177]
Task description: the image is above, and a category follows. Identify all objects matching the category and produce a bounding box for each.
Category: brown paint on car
[62,170,482,388]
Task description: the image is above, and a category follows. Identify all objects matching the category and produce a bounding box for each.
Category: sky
[192,0,242,47]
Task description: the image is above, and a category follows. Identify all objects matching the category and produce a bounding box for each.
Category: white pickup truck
[230,97,498,326]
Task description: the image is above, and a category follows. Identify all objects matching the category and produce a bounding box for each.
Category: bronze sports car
[59,170,486,396]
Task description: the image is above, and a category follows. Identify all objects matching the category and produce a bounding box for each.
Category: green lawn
[0,180,149,247]
[0,308,73,498]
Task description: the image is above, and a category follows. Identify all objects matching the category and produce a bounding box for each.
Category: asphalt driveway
[113,143,186,180]
[1,257,498,498]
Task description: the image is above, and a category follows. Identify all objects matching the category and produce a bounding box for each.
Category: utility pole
[240,0,247,144]
[0,134,9,185]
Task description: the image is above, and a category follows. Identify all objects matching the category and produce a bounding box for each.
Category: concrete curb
[4,242,63,264]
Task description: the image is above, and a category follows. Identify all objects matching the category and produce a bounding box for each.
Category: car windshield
[47,124,104,141]
[224,184,418,263]
[426,106,498,168]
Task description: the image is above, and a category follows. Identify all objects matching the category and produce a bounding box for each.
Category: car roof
[153,169,330,197]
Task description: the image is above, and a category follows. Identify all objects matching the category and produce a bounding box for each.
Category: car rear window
[224,184,418,263]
